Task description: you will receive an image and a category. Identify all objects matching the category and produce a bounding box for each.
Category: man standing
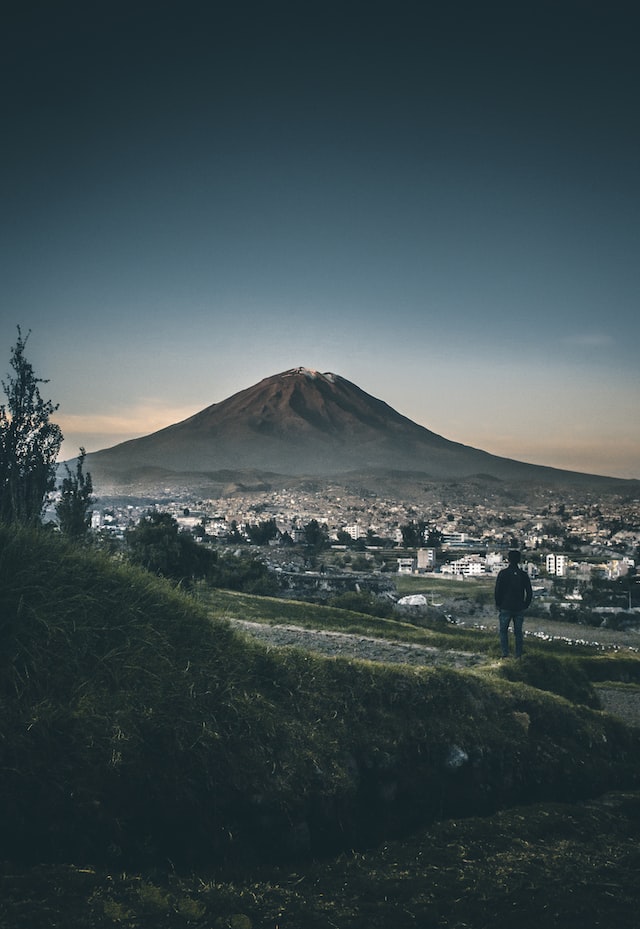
[495,550,533,658]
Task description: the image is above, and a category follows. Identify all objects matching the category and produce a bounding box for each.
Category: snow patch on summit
[284,367,338,383]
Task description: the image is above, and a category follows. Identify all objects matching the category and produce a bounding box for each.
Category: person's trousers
[499,610,524,657]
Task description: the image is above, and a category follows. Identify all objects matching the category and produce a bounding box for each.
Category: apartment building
[546,553,568,576]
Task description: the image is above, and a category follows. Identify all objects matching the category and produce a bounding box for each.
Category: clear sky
[2,1,639,479]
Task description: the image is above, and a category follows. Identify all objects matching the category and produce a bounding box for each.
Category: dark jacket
[494,565,533,613]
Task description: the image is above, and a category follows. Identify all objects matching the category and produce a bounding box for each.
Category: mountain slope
[85,367,617,486]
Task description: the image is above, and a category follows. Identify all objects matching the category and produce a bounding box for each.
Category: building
[441,554,486,577]
[546,554,568,577]
[486,551,507,573]
[417,547,436,571]
[343,524,363,541]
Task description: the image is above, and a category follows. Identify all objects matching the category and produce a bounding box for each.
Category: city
[79,477,640,623]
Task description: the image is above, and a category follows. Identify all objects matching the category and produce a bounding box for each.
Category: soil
[229,618,485,668]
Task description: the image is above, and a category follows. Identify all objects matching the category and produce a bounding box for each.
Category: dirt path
[229,619,486,668]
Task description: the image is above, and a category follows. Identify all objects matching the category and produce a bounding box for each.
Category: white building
[441,554,486,577]
[546,554,568,576]
[343,524,363,541]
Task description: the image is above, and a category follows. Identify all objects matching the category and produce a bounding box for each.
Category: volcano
[85,367,614,488]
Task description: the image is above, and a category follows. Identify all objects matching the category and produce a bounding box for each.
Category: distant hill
[85,367,630,491]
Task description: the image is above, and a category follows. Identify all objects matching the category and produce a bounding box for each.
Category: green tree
[56,447,94,540]
[336,529,355,546]
[303,519,330,551]
[125,511,213,585]
[246,518,278,545]
[226,519,245,543]
[425,527,443,548]
[400,519,426,547]
[0,328,63,525]
[208,550,278,595]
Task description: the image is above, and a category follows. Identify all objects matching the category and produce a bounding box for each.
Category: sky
[1,0,639,479]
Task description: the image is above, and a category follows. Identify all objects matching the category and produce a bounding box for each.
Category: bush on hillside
[125,511,213,584]
[497,653,600,708]
[208,549,279,595]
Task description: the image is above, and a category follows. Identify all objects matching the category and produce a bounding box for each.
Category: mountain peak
[85,369,615,487]
[281,367,338,383]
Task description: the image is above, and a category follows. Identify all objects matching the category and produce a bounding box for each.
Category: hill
[84,368,631,492]
[2,526,640,925]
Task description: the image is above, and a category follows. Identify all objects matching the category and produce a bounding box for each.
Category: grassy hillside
[1,525,640,926]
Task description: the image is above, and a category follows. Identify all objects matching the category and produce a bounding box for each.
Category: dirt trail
[229,618,486,668]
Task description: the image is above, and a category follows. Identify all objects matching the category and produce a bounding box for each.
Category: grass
[2,794,639,927]
[395,573,495,601]
[198,586,619,707]
[199,584,492,648]
[1,525,640,926]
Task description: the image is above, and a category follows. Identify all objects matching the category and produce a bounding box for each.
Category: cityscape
[81,476,640,604]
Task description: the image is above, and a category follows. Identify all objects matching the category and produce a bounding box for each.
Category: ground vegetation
[1,526,640,926]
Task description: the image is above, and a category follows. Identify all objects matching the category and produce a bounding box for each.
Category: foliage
[245,518,278,545]
[55,447,94,539]
[400,518,426,547]
[125,510,213,584]
[400,520,443,548]
[208,550,279,595]
[303,518,330,551]
[335,528,357,546]
[225,519,245,543]
[0,328,63,525]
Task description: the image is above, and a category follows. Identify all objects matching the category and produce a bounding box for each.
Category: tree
[0,328,63,525]
[425,527,443,549]
[336,529,355,546]
[125,511,213,585]
[246,518,278,545]
[400,519,426,548]
[56,447,94,540]
[303,519,330,551]
[208,550,278,595]
[226,519,246,543]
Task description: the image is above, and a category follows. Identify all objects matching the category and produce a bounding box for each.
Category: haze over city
[2,1,638,479]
